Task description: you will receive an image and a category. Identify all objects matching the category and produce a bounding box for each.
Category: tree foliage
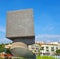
[5,48,12,54]
[56,49,60,55]
[0,44,5,53]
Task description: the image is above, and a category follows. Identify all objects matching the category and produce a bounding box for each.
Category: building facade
[40,44,58,55]
[28,42,60,56]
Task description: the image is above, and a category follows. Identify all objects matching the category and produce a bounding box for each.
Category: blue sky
[0,0,60,44]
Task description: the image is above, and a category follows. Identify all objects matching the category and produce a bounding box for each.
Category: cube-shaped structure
[6,9,35,38]
[6,9,35,58]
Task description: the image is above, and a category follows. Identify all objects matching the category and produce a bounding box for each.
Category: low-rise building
[40,43,58,55]
[28,42,60,56]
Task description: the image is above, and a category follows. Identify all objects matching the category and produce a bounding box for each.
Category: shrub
[56,49,60,55]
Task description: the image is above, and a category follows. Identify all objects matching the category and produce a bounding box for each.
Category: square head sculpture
[6,9,35,38]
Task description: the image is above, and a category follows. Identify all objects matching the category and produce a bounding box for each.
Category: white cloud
[0,26,6,33]
[36,34,60,42]
[0,26,12,44]
[0,38,12,44]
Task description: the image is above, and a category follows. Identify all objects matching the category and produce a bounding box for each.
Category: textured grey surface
[6,9,35,38]
[11,47,35,58]
[11,42,27,49]
[11,42,35,58]
[13,37,35,45]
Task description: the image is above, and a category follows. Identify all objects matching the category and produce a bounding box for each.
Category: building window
[51,47,54,51]
[46,46,49,49]
[56,47,58,50]
[40,47,44,50]
[46,46,49,52]
[46,49,49,52]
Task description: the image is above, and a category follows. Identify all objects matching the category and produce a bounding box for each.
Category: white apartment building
[40,43,58,55]
[28,42,60,56]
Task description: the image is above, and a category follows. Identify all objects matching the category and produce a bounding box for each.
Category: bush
[5,48,12,54]
[56,49,60,55]
[0,44,5,53]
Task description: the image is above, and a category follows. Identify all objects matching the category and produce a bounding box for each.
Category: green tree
[0,44,5,53]
[5,48,12,54]
[56,49,60,55]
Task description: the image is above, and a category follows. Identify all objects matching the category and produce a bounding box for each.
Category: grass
[36,55,57,59]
